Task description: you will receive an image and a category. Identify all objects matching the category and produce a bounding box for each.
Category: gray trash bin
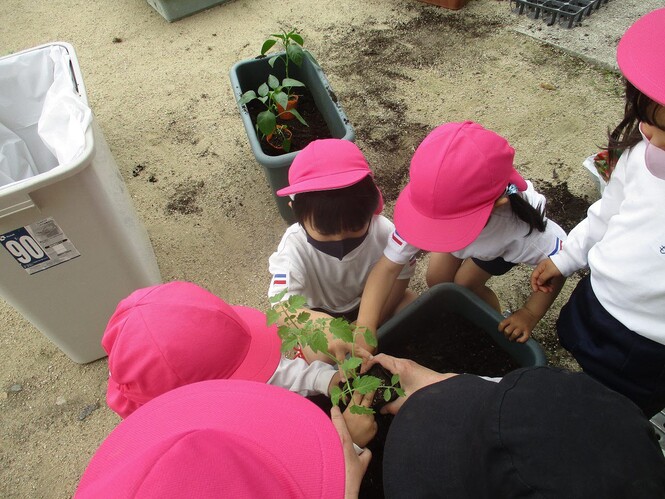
[0,42,161,363]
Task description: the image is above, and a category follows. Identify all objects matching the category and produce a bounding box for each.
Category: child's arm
[268,356,338,396]
[500,273,566,343]
[356,255,406,342]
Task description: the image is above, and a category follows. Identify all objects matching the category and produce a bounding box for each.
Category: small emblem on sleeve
[391,231,405,246]
[548,237,563,257]
[271,273,287,286]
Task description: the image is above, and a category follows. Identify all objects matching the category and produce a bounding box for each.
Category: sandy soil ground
[0,0,642,496]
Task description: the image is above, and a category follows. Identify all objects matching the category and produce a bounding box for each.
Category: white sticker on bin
[0,217,80,274]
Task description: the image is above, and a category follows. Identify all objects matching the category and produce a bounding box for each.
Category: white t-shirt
[551,141,665,345]
[384,181,566,266]
[269,215,416,313]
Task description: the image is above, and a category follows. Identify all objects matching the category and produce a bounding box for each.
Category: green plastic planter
[378,283,547,368]
[146,0,229,22]
[229,53,355,224]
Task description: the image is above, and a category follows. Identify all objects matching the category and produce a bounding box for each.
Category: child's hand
[328,337,354,365]
[531,258,563,293]
[499,308,537,343]
[364,353,457,415]
[331,406,372,499]
[342,392,378,447]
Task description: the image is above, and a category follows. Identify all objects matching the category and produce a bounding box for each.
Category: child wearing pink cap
[103,281,350,421]
[357,121,567,344]
[269,138,416,359]
[76,379,372,499]
[532,8,665,418]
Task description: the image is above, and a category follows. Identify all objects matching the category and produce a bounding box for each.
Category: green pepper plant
[267,290,404,415]
[238,29,310,145]
[238,74,306,145]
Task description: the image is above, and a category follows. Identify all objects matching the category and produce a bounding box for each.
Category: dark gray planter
[146,0,229,22]
[229,53,355,224]
[378,283,548,368]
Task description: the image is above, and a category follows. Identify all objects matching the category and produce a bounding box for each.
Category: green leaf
[280,338,299,353]
[276,325,293,340]
[286,44,304,66]
[330,385,343,406]
[329,318,354,343]
[238,90,256,105]
[257,111,276,136]
[287,295,307,310]
[391,374,400,386]
[269,289,288,304]
[257,83,269,97]
[267,74,279,90]
[394,387,406,398]
[266,308,280,326]
[352,375,382,394]
[363,328,378,348]
[296,311,311,324]
[286,108,308,127]
[341,356,362,372]
[282,138,291,153]
[350,405,375,415]
[290,33,304,46]
[281,78,305,88]
[273,91,289,110]
[384,390,392,403]
[309,330,329,354]
[260,39,277,55]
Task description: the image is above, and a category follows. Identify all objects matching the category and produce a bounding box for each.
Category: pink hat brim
[277,169,371,196]
[277,171,385,215]
[394,183,494,252]
[394,170,527,253]
[228,305,281,383]
[617,8,665,106]
[76,380,346,498]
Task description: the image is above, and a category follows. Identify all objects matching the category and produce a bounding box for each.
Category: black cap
[383,367,665,498]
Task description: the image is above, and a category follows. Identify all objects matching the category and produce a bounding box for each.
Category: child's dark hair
[291,175,379,235]
[507,189,547,236]
[607,80,665,166]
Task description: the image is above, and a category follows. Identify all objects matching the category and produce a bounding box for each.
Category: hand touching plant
[268,291,404,415]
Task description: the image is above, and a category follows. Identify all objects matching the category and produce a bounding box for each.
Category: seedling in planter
[239,74,307,143]
[267,290,405,415]
[260,29,309,81]
[267,124,292,152]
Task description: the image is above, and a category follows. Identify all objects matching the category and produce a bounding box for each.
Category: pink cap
[276,138,384,213]
[75,380,346,498]
[617,8,665,106]
[102,282,281,418]
[394,121,527,252]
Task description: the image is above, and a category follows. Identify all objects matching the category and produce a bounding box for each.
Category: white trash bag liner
[0,45,91,188]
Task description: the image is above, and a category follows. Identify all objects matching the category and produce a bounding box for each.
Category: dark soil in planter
[308,311,522,498]
[245,87,333,156]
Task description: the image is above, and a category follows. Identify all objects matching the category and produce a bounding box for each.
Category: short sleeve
[383,229,420,265]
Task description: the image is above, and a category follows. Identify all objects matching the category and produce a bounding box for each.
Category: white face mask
[640,123,665,180]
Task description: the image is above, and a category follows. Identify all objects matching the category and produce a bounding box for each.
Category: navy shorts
[557,275,665,418]
[472,257,517,276]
